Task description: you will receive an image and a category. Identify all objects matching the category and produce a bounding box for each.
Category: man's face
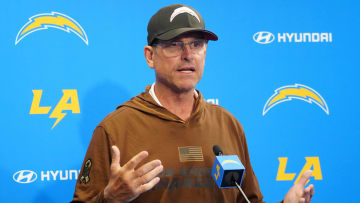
[146,33,207,93]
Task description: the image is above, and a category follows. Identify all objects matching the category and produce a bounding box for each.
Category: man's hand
[104,145,163,203]
[284,170,315,203]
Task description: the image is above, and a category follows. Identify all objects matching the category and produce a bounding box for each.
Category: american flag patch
[178,146,204,162]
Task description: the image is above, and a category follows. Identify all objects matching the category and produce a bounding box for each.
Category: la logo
[30,89,80,129]
[276,157,323,184]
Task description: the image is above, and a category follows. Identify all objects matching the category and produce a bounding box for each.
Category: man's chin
[156,79,198,94]
[172,83,197,94]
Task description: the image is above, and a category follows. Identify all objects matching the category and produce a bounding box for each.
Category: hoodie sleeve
[238,131,265,203]
[71,126,113,203]
[232,120,264,203]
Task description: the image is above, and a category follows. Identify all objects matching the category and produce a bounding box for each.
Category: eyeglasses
[153,39,208,57]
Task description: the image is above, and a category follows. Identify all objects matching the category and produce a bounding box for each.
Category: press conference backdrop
[2,0,359,202]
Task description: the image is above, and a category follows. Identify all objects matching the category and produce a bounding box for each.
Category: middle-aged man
[71,4,315,203]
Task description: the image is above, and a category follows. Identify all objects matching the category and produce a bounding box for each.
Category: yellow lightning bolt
[21,15,84,37]
[214,164,220,180]
[263,84,329,115]
[49,90,80,129]
[222,160,241,165]
[16,12,88,45]
[268,87,324,107]
[49,110,66,129]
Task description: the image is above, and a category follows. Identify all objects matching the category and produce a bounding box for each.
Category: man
[71,4,314,203]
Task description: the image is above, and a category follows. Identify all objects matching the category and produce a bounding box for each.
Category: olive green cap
[147,4,218,45]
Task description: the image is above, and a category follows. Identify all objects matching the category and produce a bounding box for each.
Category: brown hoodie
[71,86,264,203]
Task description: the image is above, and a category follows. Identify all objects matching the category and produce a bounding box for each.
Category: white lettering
[274,32,332,43]
[295,33,302,42]
[60,170,68,180]
[278,33,286,42]
[50,170,59,181]
[70,170,78,180]
[41,171,50,181]
[303,33,311,42]
[206,99,219,105]
[320,33,327,42]
[39,169,81,181]
[312,33,320,42]
[286,33,294,42]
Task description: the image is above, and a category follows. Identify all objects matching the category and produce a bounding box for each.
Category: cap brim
[156,27,218,42]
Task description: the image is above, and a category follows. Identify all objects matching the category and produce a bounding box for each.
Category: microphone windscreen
[213,145,223,156]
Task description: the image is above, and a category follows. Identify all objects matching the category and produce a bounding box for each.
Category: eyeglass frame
[151,39,208,57]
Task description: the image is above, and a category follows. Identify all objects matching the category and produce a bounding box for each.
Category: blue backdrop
[2,0,359,202]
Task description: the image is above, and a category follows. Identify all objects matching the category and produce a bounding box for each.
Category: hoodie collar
[149,83,199,107]
[118,85,204,123]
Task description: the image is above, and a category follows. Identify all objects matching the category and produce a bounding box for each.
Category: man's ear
[144,45,155,69]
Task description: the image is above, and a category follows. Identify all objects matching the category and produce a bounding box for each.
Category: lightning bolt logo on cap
[263,84,329,116]
[170,6,200,22]
[15,12,88,45]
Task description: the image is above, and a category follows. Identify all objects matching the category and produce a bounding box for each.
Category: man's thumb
[297,170,312,187]
[110,145,121,169]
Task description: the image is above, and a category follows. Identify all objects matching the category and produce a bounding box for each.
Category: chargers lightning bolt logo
[263,84,329,115]
[15,12,88,45]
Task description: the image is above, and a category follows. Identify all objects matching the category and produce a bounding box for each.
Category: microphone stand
[234,178,250,203]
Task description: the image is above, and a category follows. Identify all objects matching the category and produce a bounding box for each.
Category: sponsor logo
[253,31,275,44]
[15,12,88,45]
[263,84,329,115]
[276,157,323,184]
[170,6,200,23]
[29,89,80,129]
[178,146,204,162]
[253,31,332,44]
[13,170,37,184]
[13,169,80,183]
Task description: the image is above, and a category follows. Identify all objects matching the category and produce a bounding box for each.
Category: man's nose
[181,44,193,60]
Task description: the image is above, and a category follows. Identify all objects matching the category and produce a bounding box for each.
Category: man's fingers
[123,151,149,170]
[304,186,311,203]
[310,184,315,195]
[135,159,162,177]
[110,145,121,171]
[283,171,315,203]
[296,170,312,187]
[136,177,161,194]
[309,184,315,201]
[135,165,163,186]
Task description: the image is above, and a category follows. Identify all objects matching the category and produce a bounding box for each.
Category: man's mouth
[177,67,195,73]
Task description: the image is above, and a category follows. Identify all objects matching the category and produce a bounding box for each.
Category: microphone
[213,145,223,156]
[211,145,250,203]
